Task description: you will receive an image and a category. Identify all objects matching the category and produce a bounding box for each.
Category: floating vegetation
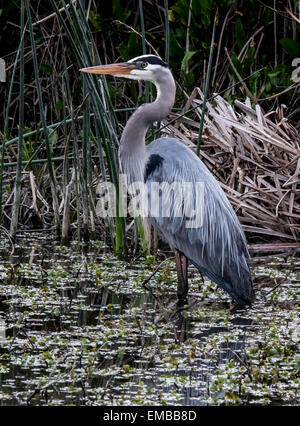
[0,235,299,406]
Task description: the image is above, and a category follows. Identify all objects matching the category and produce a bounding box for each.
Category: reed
[81,76,91,241]
[48,0,125,253]
[164,0,170,63]
[25,0,60,234]
[196,11,217,156]
[138,0,150,104]
[0,41,21,222]
[10,0,25,239]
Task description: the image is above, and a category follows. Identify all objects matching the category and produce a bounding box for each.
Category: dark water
[0,234,299,405]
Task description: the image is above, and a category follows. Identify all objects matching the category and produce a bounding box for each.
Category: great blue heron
[81,54,254,307]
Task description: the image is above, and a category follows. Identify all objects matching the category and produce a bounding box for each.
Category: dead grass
[165,89,300,241]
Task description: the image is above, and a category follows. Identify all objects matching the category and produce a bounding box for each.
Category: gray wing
[145,137,254,305]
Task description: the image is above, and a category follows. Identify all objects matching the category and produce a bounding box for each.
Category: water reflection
[170,298,255,405]
[174,299,188,343]
[0,234,299,406]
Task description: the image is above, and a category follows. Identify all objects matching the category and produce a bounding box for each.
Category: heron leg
[174,250,189,301]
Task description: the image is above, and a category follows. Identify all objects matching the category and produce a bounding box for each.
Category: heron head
[80,54,169,83]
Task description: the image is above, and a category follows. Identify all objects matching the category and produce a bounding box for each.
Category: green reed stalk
[10,0,25,238]
[75,0,125,253]
[49,0,125,253]
[136,217,150,255]
[61,41,74,244]
[196,11,217,156]
[81,76,90,241]
[0,43,20,222]
[92,123,116,252]
[164,0,170,63]
[139,0,149,103]
[25,0,60,234]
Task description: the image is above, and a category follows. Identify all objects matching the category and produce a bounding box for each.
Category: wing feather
[145,137,254,304]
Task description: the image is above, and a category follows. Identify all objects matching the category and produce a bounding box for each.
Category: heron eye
[140,62,148,69]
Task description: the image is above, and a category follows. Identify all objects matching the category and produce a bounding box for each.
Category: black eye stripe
[134,56,168,68]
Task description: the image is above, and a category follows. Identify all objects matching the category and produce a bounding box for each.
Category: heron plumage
[145,137,254,305]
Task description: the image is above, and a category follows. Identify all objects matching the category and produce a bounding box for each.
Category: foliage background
[0,0,299,250]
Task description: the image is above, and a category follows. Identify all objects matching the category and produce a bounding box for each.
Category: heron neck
[119,73,176,183]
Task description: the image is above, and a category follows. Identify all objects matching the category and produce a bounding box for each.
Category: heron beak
[80,62,136,75]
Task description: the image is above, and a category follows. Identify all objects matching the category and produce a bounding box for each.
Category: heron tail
[192,256,254,306]
[225,260,254,306]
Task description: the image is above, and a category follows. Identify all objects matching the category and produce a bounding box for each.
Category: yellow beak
[80,62,136,75]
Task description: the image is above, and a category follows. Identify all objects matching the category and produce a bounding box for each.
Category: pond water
[0,234,299,405]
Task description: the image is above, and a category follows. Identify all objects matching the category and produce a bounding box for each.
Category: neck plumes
[119,69,176,183]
